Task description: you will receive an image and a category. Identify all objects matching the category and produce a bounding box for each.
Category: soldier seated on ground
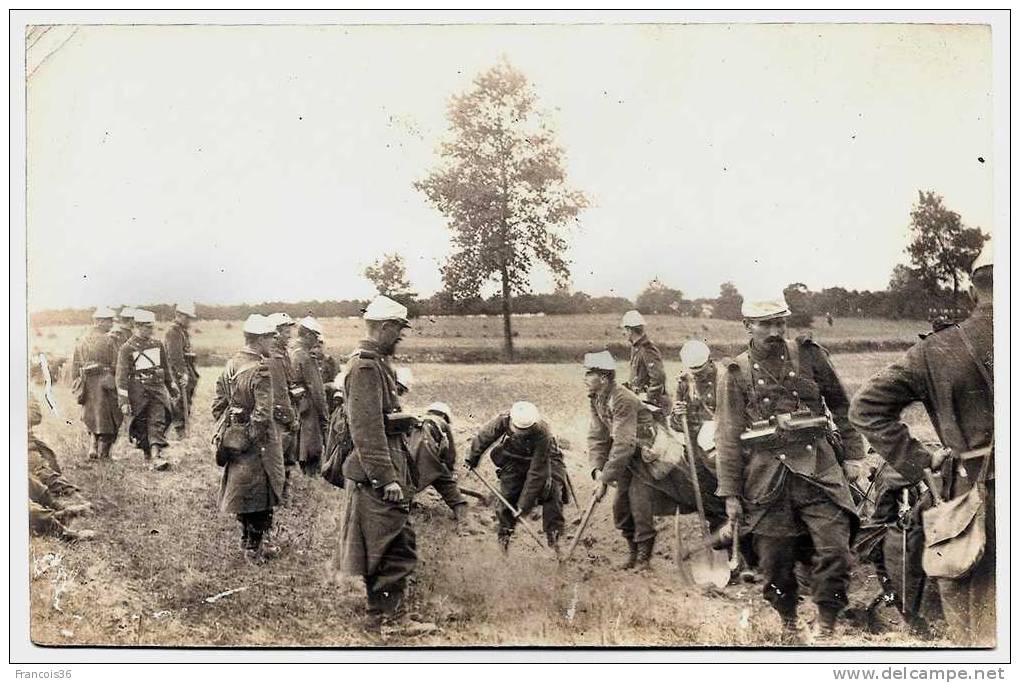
[466,401,568,554]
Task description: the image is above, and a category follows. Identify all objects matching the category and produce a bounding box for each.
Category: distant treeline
[29,281,970,328]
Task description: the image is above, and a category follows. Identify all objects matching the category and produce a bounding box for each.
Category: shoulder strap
[734,353,756,404]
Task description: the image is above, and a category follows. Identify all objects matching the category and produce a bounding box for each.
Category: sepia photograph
[12,11,1007,666]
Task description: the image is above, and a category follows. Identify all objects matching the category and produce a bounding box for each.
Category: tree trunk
[501,264,514,360]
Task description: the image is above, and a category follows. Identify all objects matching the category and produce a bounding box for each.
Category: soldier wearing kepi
[671,340,719,465]
[290,316,329,476]
[335,296,417,621]
[466,401,568,553]
[586,350,662,570]
[850,243,995,647]
[70,306,122,460]
[416,402,469,525]
[715,297,866,640]
[620,310,671,418]
[267,313,300,492]
[115,309,178,462]
[165,301,200,438]
[109,307,135,350]
[212,314,285,564]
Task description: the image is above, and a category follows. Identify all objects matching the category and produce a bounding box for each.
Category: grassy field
[27,353,942,648]
[29,314,929,368]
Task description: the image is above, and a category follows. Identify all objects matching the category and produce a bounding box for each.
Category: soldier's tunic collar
[357,338,386,356]
[631,334,652,348]
[240,345,264,359]
[748,339,789,362]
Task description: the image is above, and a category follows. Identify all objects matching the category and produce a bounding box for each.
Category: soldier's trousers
[129,399,170,452]
[753,476,853,617]
[613,458,658,544]
[238,509,274,550]
[171,381,197,430]
[937,482,996,646]
[495,466,564,539]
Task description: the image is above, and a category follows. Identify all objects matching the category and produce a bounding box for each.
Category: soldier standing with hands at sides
[466,401,568,553]
[334,296,418,622]
[585,350,662,571]
[70,306,122,460]
[165,301,200,438]
[851,243,995,646]
[267,312,300,494]
[290,316,329,476]
[620,310,670,419]
[116,309,178,463]
[212,314,285,565]
[714,297,866,641]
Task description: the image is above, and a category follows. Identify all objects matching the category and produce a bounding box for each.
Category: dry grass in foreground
[28,355,944,648]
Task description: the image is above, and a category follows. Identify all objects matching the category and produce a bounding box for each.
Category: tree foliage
[363,253,412,297]
[714,281,744,321]
[635,278,685,315]
[783,282,814,328]
[907,190,987,302]
[415,59,588,358]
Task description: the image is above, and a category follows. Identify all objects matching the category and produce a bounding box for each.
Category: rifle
[180,374,191,437]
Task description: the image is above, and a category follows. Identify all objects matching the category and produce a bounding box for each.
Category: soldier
[715,297,866,640]
[165,301,200,438]
[586,349,730,571]
[267,312,300,490]
[28,396,94,541]
[850,244,994,646]
[115,309,178,462]
[334,295,416,621]
[70,306,122,460]
[417,402,469,520]
[620,310,670,418]
[212,314,286,564]
[670,340,718,465]
[466,401,568,553]
[109,306,135,349]
[290,317,329,476]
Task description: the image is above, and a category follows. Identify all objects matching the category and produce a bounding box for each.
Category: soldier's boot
[617,539,639,570]
[98,437,113,460]
[54,502,93,521]
[778,610,801,645]
[143,447,152,462]
[497,531,512,555]
[546,530,562,558]
[87,436,99,461]
[633,538,654,572]
[814,607,839,641]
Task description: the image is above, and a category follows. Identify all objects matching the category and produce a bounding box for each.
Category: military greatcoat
[70,326,122,436]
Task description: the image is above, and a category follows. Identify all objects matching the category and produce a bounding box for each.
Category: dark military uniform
[715,337,864,624]
[212,346,285,550]
[267,338,298,475]
[70,326,122,450]
[411,414,467,512]
[165,321,200,434]
[108,325,132,351]
[290,338,329,475]
[468,414,567,545]
[334,339,417,615]
[628,334,670,415]
[851,302,994,646]
[116,335,176,456]
[588,382,661,555]
[671,361,719,464]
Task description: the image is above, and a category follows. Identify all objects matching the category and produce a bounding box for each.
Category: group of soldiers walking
[43,243,995,646]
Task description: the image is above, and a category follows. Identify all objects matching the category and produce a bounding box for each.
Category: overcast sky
[26,22,993,311]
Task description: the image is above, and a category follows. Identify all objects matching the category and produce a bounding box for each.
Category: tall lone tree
[416,60,588,359]
[364,253,412,297]
[907,191,987,305]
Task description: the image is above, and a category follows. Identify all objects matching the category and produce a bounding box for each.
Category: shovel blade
[689,548,731,589]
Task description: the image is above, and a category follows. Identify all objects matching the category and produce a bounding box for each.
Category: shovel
[678,412,730,589]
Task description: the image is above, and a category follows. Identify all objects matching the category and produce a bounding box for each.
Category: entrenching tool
[467,467,554,557]
[678,412,730,589]
[898,488,911,615]
[673,507,695,585]
[563,469,581,514]
[564,490,601,561]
